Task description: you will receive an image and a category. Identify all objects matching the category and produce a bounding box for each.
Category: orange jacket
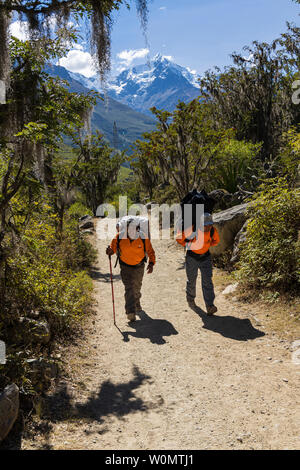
[176,226,220,254]
[110,234,156,266]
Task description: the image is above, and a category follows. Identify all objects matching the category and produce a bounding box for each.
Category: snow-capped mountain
[69,54,201,115]
[44,64,156,152]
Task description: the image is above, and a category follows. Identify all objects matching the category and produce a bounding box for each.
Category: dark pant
[185,253,215,307]
[120,263,145,314]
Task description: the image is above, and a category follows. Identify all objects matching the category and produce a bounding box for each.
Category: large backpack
[179,189,216,242]
[115,216,150,267]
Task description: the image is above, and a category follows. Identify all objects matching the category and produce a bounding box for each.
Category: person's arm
[176,230,187,247]
[106,234,118,255]
[210,227,220,246]
[145,238,156,265]
[176,226,194,247]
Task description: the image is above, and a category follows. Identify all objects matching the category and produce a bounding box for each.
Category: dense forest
[0,0,299,444]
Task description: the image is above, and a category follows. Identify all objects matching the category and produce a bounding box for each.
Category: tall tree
[199,25,300,161]
[132,101,232,199]
[0,1,149,84]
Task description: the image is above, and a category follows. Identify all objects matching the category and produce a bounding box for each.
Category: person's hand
[106,246,114,256]
[147,263,154,274]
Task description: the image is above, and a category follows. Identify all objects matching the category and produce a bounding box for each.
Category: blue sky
[108,0,299,75]
[10,0,299,78]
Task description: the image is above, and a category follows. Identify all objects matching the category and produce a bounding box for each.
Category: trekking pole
[109,255,116,325]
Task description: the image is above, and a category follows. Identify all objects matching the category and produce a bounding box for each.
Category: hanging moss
[0,7,11,84]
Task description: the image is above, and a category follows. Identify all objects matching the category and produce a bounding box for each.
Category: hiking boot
[206,305,217,316]
[127,313,136,322]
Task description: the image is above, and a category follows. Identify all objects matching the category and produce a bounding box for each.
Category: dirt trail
[21,232,299,450]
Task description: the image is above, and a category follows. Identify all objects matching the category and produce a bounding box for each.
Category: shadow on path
[1,365,154,449]
[122,310,178,345]
[190,304,265,341]
[89,266,121,283]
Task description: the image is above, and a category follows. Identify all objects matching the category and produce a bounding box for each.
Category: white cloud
[58,49,96,77]
[117,48,149,68]
[159,6,167,10]
[9,21,29,41]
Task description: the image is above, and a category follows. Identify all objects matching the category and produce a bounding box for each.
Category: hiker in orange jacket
[106,225,156,323]
[176,212,220,315]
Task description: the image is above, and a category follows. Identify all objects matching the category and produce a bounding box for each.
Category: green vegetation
[129,22,300,299]
[0,24,125,396]
[236,180,300,294]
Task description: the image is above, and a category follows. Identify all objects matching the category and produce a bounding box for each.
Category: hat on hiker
[202,212,213,226]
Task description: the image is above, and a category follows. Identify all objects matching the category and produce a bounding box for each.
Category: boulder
[81,229,94,235]
[210,203,249,256]
[8,318,51,345]
[230,220,249,263]
[209,189,233,211]
[79,214,92,222]
[20,318,51,345]
[0,384,19,442]
[26,358,58,392]
[222,283,239,295]
[79,216,94,230]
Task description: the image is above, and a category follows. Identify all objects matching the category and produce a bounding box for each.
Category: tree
[0,35,97,305]
[199,25,300,161]
[132,101,232,200]
[74,132,123,214]
[0,1,149,84]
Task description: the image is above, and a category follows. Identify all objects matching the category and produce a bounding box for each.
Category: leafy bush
[68,202,93,220]
[279,128,300,185]
[236,179,300,293]
[211,139,261,193]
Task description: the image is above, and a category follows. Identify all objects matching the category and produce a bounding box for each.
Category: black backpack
[180,189,215,235]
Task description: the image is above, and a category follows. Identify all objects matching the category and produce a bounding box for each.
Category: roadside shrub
[236,178,300,293]
[210,139,261,193]
[68,202,93,220]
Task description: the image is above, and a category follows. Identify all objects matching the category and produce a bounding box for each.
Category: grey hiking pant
[185,253,215,307]
[120,262,145,314]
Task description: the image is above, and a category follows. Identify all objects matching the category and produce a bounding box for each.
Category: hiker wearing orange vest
[106,224,156,323]
[176,212,220,315]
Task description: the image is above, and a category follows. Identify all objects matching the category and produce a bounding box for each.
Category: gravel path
[21,232,300,450]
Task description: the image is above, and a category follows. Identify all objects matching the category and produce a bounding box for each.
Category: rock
[222,283,239,295]
[210,203,249,256]
[8,317,51,345]
[291,340,300,350]
[209,189,239,211]
[79,214,92,222]
[0,384,19,442]
[79,216,94,230]
[26,358,58,392]
[19,318,51,345]
[230,220,249,263]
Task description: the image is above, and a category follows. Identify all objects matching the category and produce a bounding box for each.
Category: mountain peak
[152,53,173,65]
[61,55,201,115]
